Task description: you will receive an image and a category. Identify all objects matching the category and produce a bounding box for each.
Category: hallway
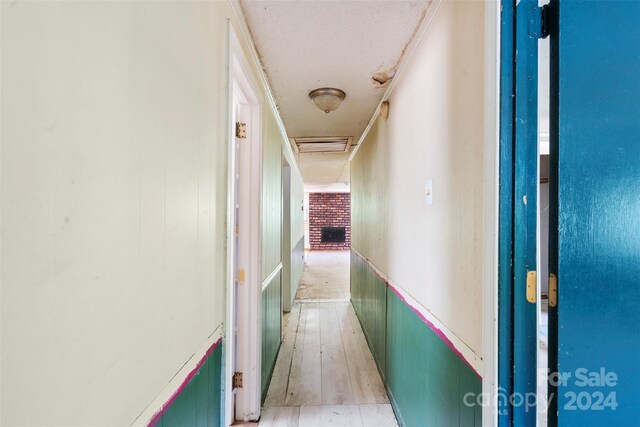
[260,252,398,426]
[3,1,640,426]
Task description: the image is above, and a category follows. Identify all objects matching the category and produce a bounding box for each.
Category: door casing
[226,24,263,425]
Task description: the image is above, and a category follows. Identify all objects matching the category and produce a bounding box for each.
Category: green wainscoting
[290,237,305,308]
[152,340,223,427]
[261,269,282,399]
[351,251,387,378]
[351,251,481,427]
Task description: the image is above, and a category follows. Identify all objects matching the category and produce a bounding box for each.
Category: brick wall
[309,192,351,250]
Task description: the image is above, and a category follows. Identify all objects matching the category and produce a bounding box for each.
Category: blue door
[548,1,640,425]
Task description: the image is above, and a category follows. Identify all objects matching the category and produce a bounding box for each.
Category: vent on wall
[292,137,353,154]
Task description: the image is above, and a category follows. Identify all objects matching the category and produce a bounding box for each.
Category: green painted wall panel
[350,253,361,315]
[459,359,482,426]
[261,270,282,399]
[155,341,223,427]
[260,103,286,402]
[350,251,386,377]
[386,289,429,427]
[195,362,209,427]
[213,342,223,425]
[351,254,482,427]
[425,330,460,427]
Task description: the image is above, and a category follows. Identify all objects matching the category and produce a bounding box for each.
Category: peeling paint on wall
[370,4,431,89]
[372,70,395,87]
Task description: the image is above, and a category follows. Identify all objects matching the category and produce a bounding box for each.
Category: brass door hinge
[233,372,243,389]
[237,269,245,285]
[526,270,537,303]
[235,122,247,139]
[549,273,557,307]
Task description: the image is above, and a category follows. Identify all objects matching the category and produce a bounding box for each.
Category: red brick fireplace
[308,192,351,250]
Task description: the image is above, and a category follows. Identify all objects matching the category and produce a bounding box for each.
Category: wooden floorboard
[320,303,355,405]
[261,301,397,426]
[336,303,378,404]
[285,303,322,406]
[259,404,398,427]
[282,302,307,406]
[358,404,399,427]
[259,406,299,427]
[264,304,301,407]
[346,305,389,403]
[299,405,363,427]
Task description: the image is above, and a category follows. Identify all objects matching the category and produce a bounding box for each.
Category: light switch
[425,179,433,206]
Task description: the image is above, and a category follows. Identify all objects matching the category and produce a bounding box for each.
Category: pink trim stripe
[353,250,482,379]
[148,338,223,427]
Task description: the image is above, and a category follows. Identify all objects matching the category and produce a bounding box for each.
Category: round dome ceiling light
[309,88,346,114]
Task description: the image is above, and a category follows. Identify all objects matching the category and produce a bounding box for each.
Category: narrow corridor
[259,252,399,426]
[4,2,639,426]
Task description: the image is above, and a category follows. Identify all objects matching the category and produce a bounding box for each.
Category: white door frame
[482,1,500,426]
[225,25,263,425]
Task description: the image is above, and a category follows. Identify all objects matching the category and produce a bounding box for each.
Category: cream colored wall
[304,192,311,250]
[351,0,485,355]
[261,112,283,281]
[260,119,304,284]
[0,1,250,425]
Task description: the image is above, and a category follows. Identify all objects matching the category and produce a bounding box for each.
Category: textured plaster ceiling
[300,151,351,190]
[241,0,432,189]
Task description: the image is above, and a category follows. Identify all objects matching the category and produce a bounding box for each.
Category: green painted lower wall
[153,340,223,427]
[290,237,305,308]
[351,251,481,426]
[351,250,387,377]
[261,269,282,399]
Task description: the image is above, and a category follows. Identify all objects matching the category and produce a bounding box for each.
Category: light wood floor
[295,251,350,300]
[259,301,398,426]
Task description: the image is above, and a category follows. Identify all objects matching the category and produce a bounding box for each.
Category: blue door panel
[550,1,640,425]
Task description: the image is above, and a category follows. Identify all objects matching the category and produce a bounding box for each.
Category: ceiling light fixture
[309,88,346,114]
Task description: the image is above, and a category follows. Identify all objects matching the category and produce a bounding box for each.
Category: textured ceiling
[299,151,351,190]
[241,0,432,189]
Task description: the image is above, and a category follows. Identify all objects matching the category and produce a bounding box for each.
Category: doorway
[225,27,263,425]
